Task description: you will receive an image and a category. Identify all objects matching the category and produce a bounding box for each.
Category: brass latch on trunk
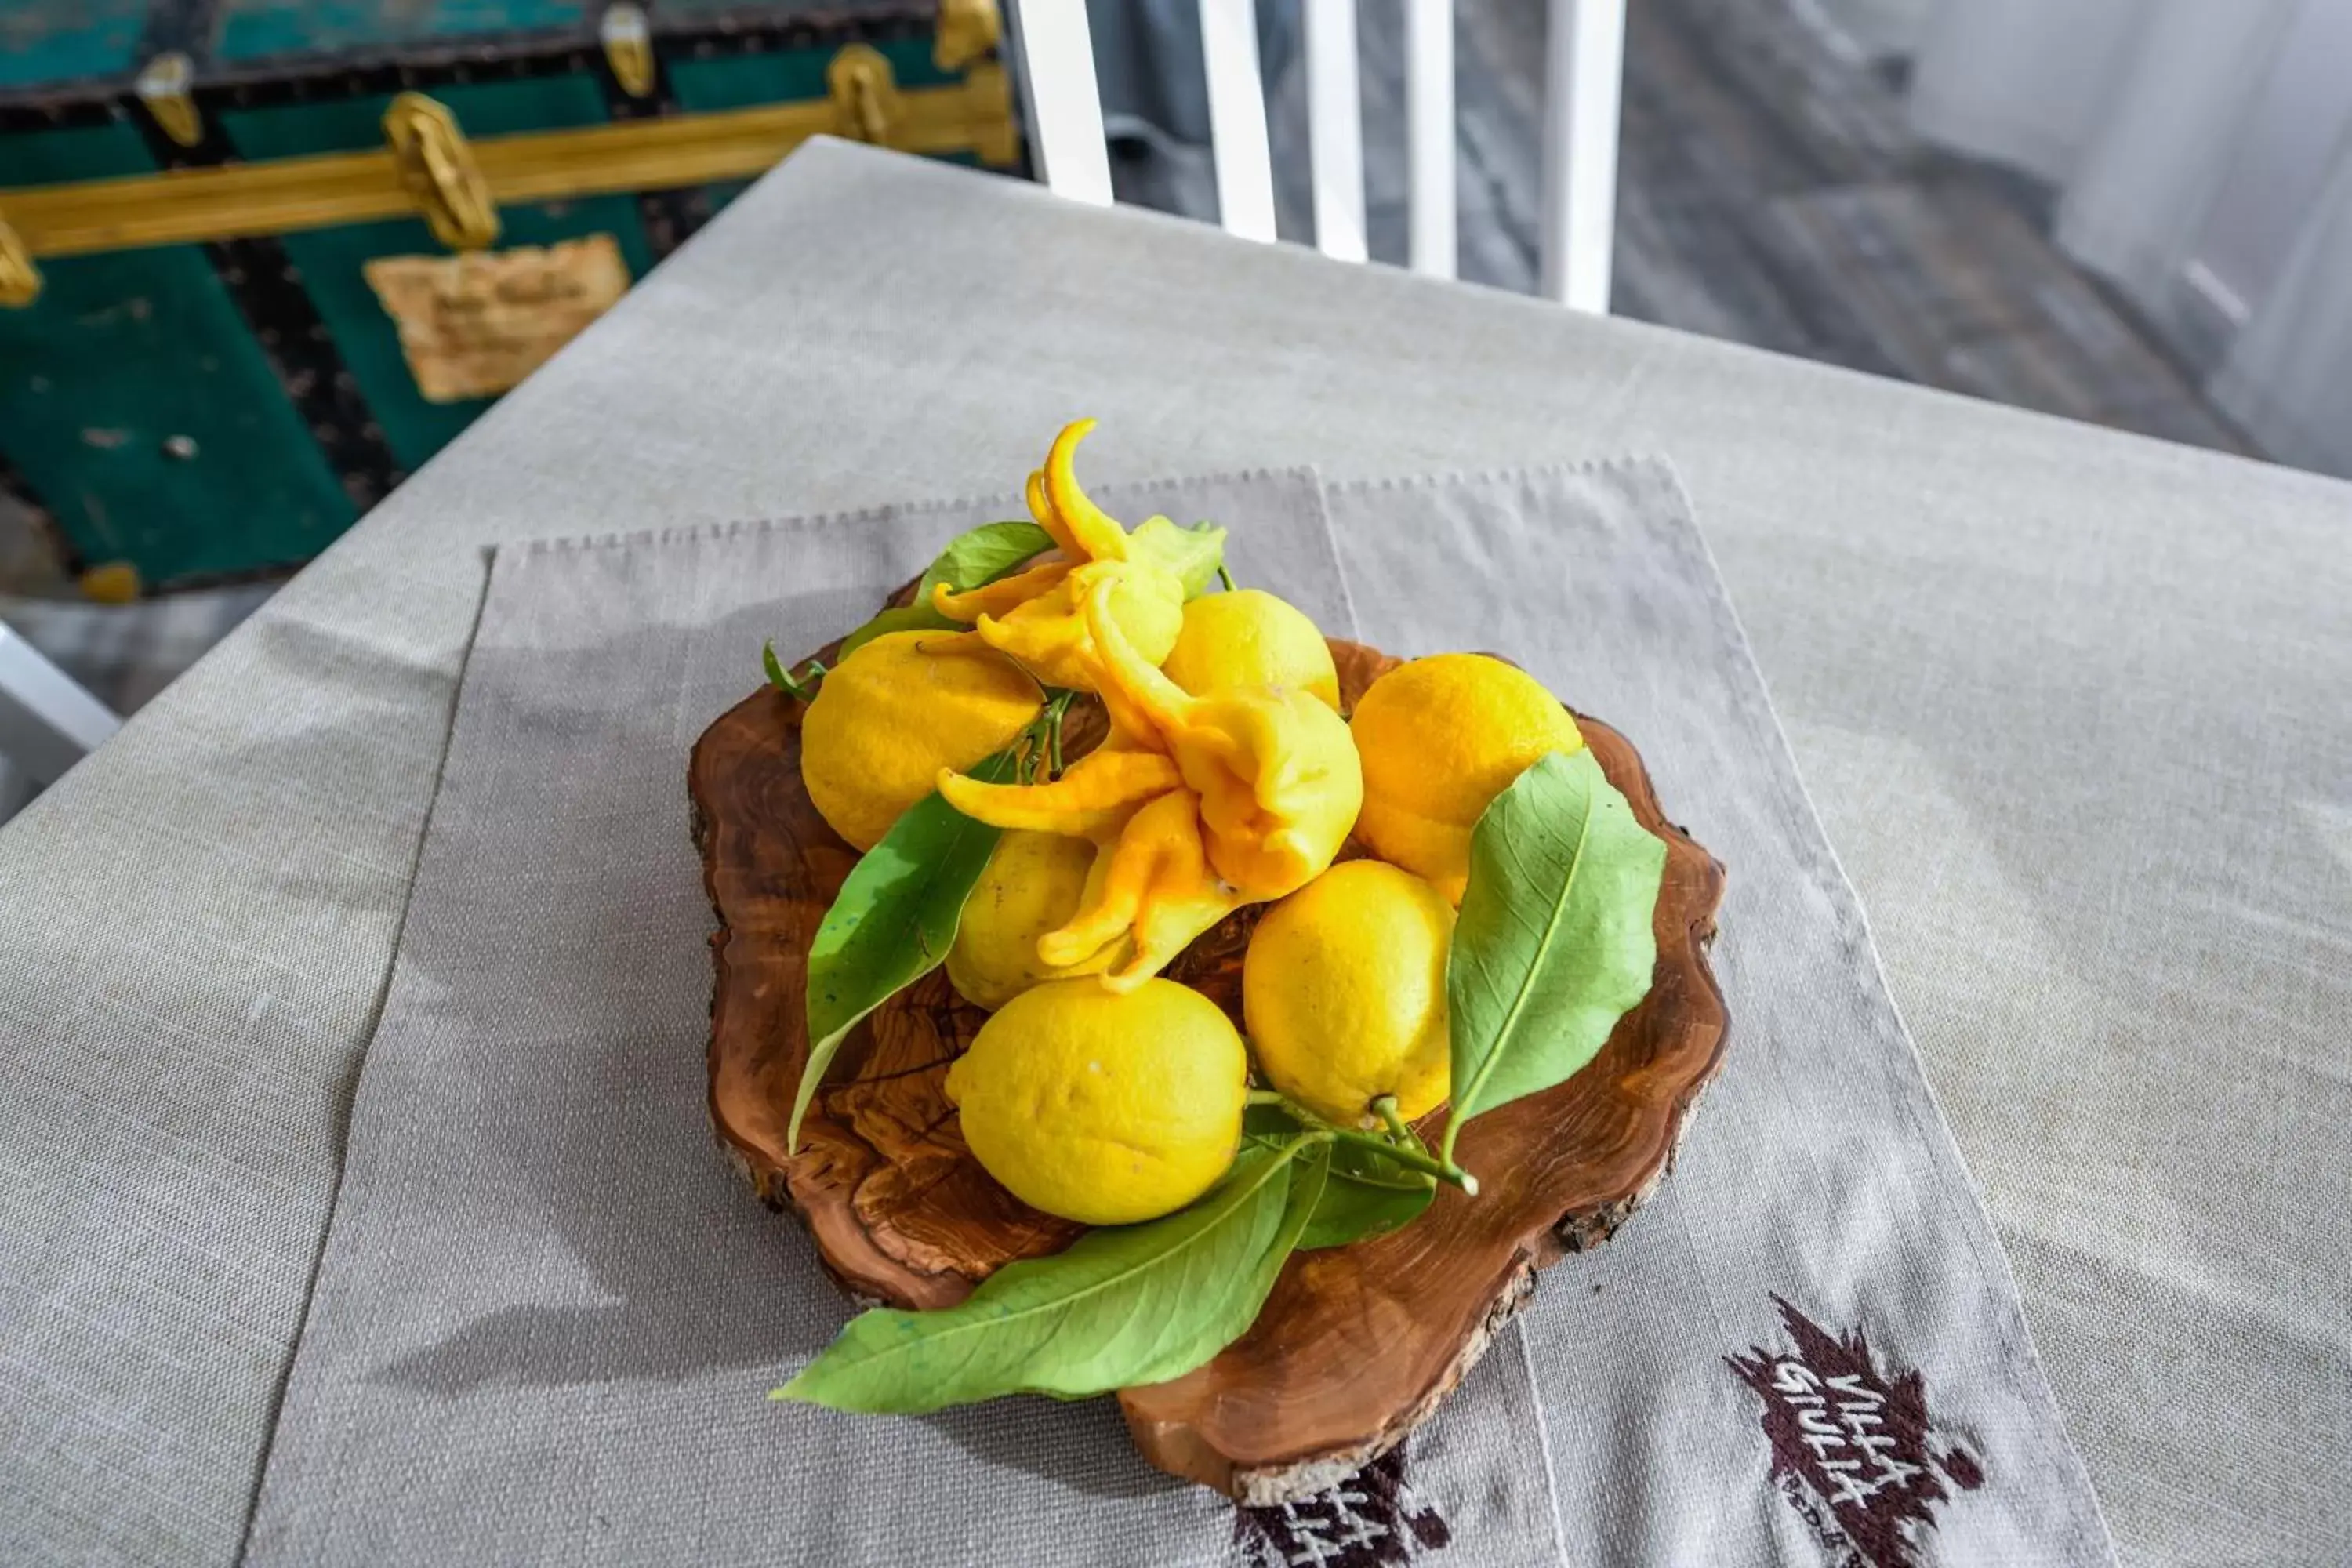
[0,206,38,307]
[383,93,500,250]
[935,0,1003,71]
[600,4,657,98]
[827,45,902,146]
[136,53,204,147]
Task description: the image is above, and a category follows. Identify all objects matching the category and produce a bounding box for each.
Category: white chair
[1004,0,1624,312]
[0,620,122,789]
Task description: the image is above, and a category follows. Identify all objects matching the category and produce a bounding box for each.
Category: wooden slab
[690,636,1729,1501]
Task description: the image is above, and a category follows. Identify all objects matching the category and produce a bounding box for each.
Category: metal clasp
[383,93,500,251]
[962,60,1018,166]
[0,205,40,307]
[935,0,1002,71]
[827,45,902,146]
[600,4,657,99]
[136,52,204,147]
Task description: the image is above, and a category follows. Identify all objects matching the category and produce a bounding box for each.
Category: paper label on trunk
[365,235,630,404]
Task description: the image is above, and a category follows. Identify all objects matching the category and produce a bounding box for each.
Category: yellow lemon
[1161,590,1341,709]
[1243,860,1455,1125]
[946,831,1126,1010]
[946,978,1248,1225]
[1349,653,1582,902]
[800,630,1042,851]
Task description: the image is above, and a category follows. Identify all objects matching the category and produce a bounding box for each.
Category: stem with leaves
[1044,691,1073,778]
[763,641,826,701]
[1251,1086,1477,1195]
[1017,691,1077,783]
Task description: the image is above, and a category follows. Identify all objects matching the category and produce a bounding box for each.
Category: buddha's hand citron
[797,630,1042,851]
[1349,652,1583,902]
[928,419,1187,690]
[946,831,1127,1010]
[938,577,1362,990]
[1244,860,1456,1127]
[945,978,1248,1225]
[1160,589,1341,710]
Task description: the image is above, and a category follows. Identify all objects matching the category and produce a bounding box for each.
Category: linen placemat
[245,458,2114,1566]
[1323,462,2114,1566]
[240,470,1566,1567]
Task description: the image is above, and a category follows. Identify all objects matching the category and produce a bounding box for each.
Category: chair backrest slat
[0,622,121,787]
[1009,0,1113,207]
[1304,0,1368,262]
[1198,0,1279,241]
[1537,0,1624,310]
[1404,0,1457,279]
[1008,0,1619,310]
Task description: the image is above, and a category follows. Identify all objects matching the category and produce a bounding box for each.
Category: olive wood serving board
[689,634,1730,1504]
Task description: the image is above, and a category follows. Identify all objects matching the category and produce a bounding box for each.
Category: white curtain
[1907,0,2352,477]
[2212,150,2352,477]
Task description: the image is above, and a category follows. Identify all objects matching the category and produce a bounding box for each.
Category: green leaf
[1128,517,1229,599]
[920,520,1054,601]
[1442,749,1667,1165]
[1297,1138,1436,1250]
[837,604,953,662]
[1243,1102,1304,1148]
[1245,1104,1434,1250]
[790,749,1018,1149]
[836,520,1058,660]
[763,641,826,699]
[774,1138,1329,1413]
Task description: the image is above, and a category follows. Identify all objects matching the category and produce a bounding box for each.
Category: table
[2,139,2344,1566]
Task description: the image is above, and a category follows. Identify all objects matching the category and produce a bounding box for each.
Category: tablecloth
[0,140,2343,1565]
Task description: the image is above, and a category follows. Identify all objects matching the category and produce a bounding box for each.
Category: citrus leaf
[1297,1138,1436,1250]
[763,641,824,698]
[1243,1102,1305,1148]
[837,604,953,662]
[920,519,1054,602]
[1442,749,1666,1165]
[1244,1104,1434,1250]
[836,520,1057,660]
[1128,517,1229,599]
[790,749,1018,1149]
[773,1138,1328,1413]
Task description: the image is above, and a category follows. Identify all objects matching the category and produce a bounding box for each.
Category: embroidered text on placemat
[1729,1298,1985,1567]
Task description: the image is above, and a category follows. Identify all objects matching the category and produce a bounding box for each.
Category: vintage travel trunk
[0,1,1015,590]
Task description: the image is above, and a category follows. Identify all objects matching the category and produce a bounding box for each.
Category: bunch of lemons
[796,430,1581,1228]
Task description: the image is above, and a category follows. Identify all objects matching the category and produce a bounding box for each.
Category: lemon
[946,831,1125,1010]
[800,630,1042,851]
[946,978,1247,1225]
[1243,860,1455,1125]
[1161,590,1341,710]
[1349,653,1582,902]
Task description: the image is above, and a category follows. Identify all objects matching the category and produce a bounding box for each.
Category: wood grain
[691,634,1729,1500]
